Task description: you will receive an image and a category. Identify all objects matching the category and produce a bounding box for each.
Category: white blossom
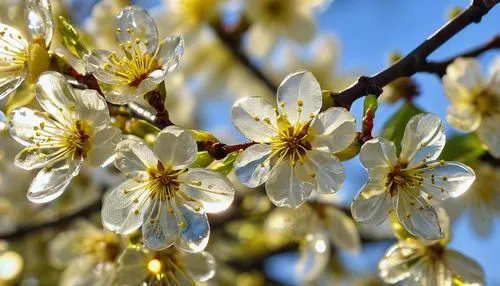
[8,71,122,203]
[101,126,235,251]
[443,57,500,157]
[232,70,357,208]
[83,5,184,105]
[351,113,475,240]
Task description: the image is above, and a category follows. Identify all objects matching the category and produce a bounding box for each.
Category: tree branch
[332,1,498,108]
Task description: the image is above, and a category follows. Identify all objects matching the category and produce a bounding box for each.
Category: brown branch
[421,34,500,76]
[0,199,102,240]
[198,140,257,160]
[332,0,498,108]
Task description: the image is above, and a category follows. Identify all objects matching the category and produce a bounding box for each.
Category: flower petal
[0,24,28,100]
[312,107,357,153]
[284,12,315,44]
[295,231,330,282]
[27,160,81,203]
[305,150,344,193]
[351,181,391,225]
[444,58,484,96]
[115,5,158,56]
[181,251,216,282]
[135,69,165,96]
[395,187,443,240]
[154,126,197,169]
[24,0,54,47]
[445,250,485,285]
[88,126,122,167]
[35,71,77,125]
[247,24,277,58]
[180,168,235,213]
[15,144,66,170]
[400,113,445,168]
[231,96,278,143]
[75,89,111,131]
[447,104,482,132]
[324,206,361,253]
[115,247,149,285]
[478,115,500,158]
[360,137,397,181]
[156,35,184,73]
[277,70,322,126]
[114,139,158,176]
[101,179,151,234]
[101,84,141,105]
[175,201,210,252]
[9,107,63,146]
[421,162,475,199]
[83,49,128,85]
[265,160,314,208]
[234,144,273,188]
[142,200,180,250]
[378,241,425,284]
[0,69,26,100]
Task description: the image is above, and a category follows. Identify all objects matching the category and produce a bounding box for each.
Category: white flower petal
[446,104,481,132]
[101,179,151,234]
[75,89,110,131]
[360,137,397,181]
[9,107,63,146]
[312,107,357,153]
[478,115,500,158]
[24,0,54,47]
[180,168,235,213]
[15,144,66,170]
[35,71,77,125]
[351,181,390,225]
[277,70,322,126]
[154,126,197,169]
[265,160,314,208]
[378,241,424,284]
[27,160,81,203]
[48,223,95,268]
[284,12,315,43]
[234,144,273,188]
[114,139,158,176]
[59,257,114,286]
[305,150,344,193]
[0,25,28,99]
[470,201,494,236]
[445,250,485,285]
[231,96,278,143]
[102,84,140,105]
[247,24,277,58]
[0,70,26,100]
[0,111,5,131]
[115,247,149,285]
[395,188,443,240]
[181,251,216,282]
[156,36,184,73]
[142,200,180,250]
[400,113,445,168]
[444,58,484,94]
[136,69,166,96]
[421,162,475,199]
[295,231,330,282]
[324,206,361,253]
[83,49,127,85]
[88,126,122,167]
[175,201,210,252]
[115,6,158,56]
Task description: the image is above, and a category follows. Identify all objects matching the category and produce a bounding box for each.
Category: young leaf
[191,151,215,168]
[211,151,240,175]
[439,132,485,163]
[57,16,88,59]
[380,102,423,154]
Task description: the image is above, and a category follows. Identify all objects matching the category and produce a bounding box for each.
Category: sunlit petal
[154,126,197,169]
[231,96,278,143]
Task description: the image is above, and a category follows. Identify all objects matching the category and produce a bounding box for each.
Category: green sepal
[57,16,88,59]
[191,151,215,168]
[211,151,240,175]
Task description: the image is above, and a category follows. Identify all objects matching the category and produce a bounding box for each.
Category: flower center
[147,161,186,201]
[147,248,195,283]
[64,120,93,160]
[101,31,159,86]
[473,88,500,117]
[271,117,313,166]
[426,243,445,261]
[81,233,120,262]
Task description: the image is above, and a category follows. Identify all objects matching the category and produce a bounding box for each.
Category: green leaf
[190,129,219,142]
[211,151,240,175]
[380,102,423,153]
[57,16,88,59]
[363,94,378,115]
[440,132,485,163]
[191,151,215,168]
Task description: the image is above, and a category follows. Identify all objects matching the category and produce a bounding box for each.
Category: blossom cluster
[0,0,498,285]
